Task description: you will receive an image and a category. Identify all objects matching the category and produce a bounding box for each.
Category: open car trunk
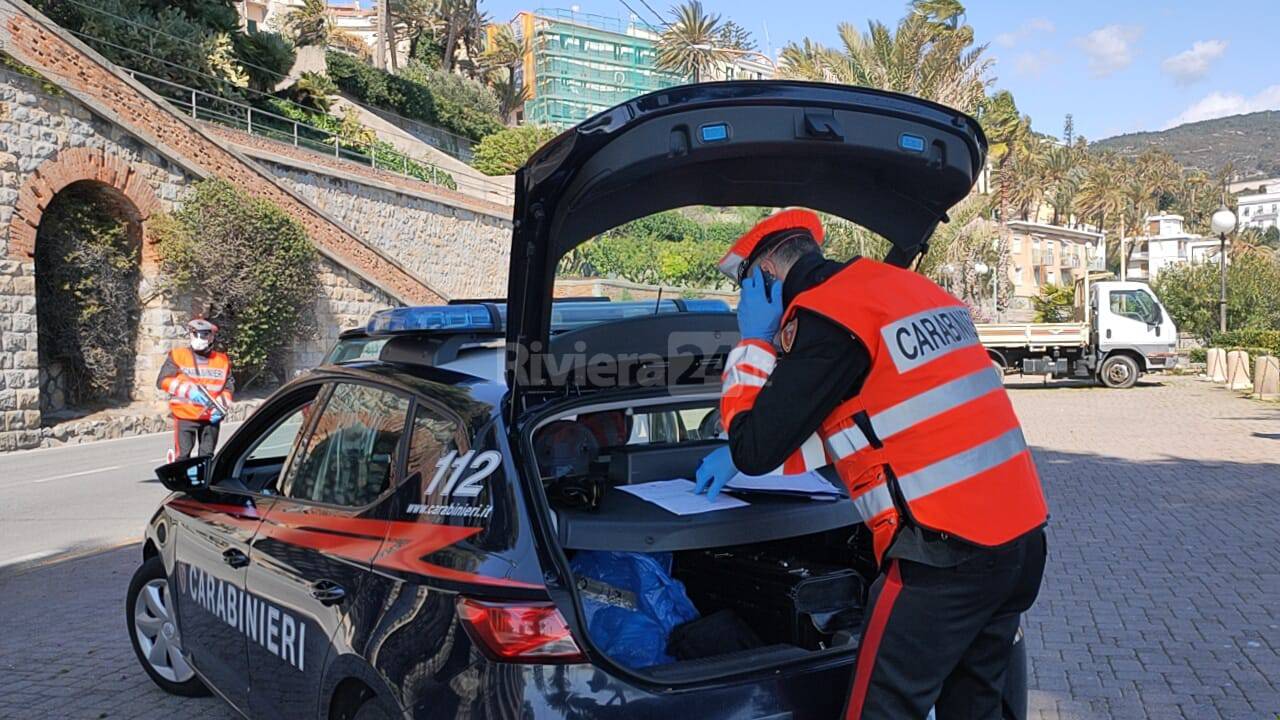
[527,391,877,681]
[507,81,988,683]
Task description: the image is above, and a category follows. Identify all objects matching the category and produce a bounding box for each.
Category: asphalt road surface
[0,424,238,569]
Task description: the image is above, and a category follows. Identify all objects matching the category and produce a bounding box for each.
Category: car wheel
[126,555,209,697]
[1099,354,1139,389]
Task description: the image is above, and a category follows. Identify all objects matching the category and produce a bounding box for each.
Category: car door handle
[222,548,250,568]
[310,580,346,606]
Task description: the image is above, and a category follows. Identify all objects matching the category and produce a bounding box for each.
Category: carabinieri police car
[126,81,1028,719]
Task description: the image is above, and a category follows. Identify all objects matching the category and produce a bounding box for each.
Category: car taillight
[456,597,585,663]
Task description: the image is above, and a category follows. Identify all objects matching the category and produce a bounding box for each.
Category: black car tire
[126,555,210,697]
[353,698,396,720]
[1099,354,1139,388]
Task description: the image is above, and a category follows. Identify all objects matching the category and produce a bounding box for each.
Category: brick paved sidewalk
[1014,375,1280,720]
[0,374,1276,719]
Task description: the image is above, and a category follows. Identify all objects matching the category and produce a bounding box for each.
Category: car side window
[222,388,321,493]
[280,383,411,507]
[405,404,462,481]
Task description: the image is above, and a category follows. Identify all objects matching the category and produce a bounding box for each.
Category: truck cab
[1089,280,1179,387]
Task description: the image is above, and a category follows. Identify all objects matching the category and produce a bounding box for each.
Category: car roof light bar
[366,299,731,337]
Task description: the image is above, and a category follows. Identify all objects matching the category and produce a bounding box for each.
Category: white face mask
[190,336,211,352]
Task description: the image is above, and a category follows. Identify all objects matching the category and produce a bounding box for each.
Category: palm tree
[657,1,730,82]
[479,25,528,123]
[1076,154,1128,270]
[286,0,331,47]
[779,6,991,114]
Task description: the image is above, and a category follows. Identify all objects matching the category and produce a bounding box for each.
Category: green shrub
[472,125,559,176]
[233,30,296,92]
[1032,284,1074,323]
[1152,254,1280,344]
[153,180,320,385]
[1211,330,1280,356]
[264,100,457,190]
[1188,347,1207,363]
[325,52,502,141]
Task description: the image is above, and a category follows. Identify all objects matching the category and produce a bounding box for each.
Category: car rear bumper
[410,658,853,720]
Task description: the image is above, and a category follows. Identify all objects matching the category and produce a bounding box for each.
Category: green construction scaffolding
[517,8,688,127]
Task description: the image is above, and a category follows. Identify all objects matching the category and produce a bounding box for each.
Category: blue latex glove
[737,266,784,342]
[693,445,737,500]
[187,384,214,407]
[209,407,224,424]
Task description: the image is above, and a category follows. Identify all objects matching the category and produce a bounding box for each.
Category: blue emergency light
[366,299,731,336]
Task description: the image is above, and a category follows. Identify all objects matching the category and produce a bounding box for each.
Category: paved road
[0,376,1277,719]
[0,425,238,569]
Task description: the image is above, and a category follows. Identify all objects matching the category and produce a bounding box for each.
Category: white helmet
[188,318,217,352]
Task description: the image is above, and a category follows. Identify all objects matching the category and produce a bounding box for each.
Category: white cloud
[1077,25,1142,77]
[1012,50,1059,78]
[1161,40,1227,85]
[1165,85,1280,128]
[994,17,1055,48]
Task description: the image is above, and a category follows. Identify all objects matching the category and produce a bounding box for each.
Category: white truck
[979,280,1179,388]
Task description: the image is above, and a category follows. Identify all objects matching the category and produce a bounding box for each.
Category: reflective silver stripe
[723,367,767,390]
[850,484,896,522]
[897,427,1028,502]
[725,343,776,375]
[799,433,826,469]
[871,368,1004,440]
[824,424,870,460]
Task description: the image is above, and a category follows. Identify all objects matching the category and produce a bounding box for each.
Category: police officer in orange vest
[694,209,1048,720]
[157,319,234,460]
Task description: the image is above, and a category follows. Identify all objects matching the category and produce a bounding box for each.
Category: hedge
[1211,330,1280,357]
[325,52,502,142]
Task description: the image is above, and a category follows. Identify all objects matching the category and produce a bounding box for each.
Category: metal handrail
[121,69,512,202]
[55,22,511,201]
[123,68,454,187]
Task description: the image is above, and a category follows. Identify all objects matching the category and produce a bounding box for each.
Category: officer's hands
[188,385,214,407]
[209,407,225,424]
[737,266,784,343]
[693,445,738,500]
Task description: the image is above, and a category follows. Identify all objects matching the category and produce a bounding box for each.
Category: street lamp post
[973,261,997,320]
[1210,206,1237,334]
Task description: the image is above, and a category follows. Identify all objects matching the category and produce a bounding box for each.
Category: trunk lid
[505,80,987,401]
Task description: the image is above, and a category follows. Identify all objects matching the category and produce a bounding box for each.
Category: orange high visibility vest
[162,347,231,421]
[783,259,1048,563]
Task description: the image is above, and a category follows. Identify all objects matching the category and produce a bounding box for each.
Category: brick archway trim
[7,147,162,260]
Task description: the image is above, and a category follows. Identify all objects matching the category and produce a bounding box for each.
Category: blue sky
[481,0,1280,140]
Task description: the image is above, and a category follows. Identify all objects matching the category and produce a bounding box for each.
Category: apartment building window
[1013,265,1023,285]
[1011,238,1022,253]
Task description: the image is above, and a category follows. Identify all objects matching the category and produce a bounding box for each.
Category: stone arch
[10,149,163,422]
[8,147,161,266]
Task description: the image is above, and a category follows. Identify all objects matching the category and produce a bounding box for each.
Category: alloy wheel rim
[134,578,195,683]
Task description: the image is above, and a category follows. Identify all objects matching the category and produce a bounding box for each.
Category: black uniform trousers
[843,529,1047,720]
[173,418,220,459]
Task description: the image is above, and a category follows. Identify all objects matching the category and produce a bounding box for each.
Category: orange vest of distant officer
[722,258,1048,564]
[160,347,232,422]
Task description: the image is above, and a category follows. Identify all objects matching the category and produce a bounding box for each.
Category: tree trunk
[388,23,399,72]
[443,18,460,71]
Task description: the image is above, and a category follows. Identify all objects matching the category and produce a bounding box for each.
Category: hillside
[1092,110,1280,179]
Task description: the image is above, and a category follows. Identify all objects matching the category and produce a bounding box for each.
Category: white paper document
[616,479,750,515]
[724,470,844,498]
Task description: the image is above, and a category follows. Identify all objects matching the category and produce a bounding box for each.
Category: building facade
[1237,182,1280,232]
[1005,221,1104,312]
[1139,214,1221,282]
[506,9,686,127]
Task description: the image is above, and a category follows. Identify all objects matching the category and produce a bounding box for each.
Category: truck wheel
[1099,355,1139,389]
